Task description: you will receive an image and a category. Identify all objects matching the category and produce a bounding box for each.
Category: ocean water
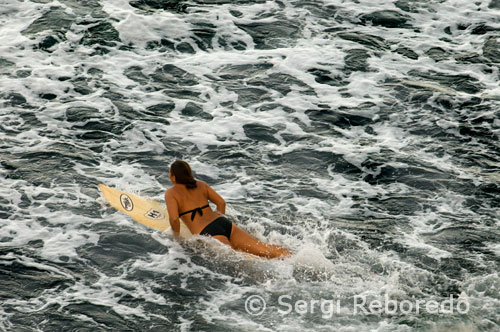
[1,0,499,331]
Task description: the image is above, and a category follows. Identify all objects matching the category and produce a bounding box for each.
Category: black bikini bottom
[200,217,233,240]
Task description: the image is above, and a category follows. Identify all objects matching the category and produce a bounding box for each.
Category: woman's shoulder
[165,186,178,197]
[194,180,207,191]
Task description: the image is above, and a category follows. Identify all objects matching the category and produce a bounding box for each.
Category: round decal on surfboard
[145,208,164,220]
[120,194,134,211]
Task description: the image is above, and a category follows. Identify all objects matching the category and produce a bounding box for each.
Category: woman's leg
[229,224,291,259]
[212,235,231,246]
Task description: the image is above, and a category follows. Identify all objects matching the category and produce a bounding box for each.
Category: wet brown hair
[170,160,197,189]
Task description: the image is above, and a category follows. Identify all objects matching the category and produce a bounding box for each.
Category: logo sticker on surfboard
[145,208,164,219]
[120,194,134,211]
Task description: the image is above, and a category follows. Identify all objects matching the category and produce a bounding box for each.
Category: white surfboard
[98,184,192,238]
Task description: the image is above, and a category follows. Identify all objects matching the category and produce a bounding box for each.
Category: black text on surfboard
[120,194,134,211]
[145,209,164,219]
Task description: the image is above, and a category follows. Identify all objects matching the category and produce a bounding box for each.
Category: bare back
[165,180,226,235]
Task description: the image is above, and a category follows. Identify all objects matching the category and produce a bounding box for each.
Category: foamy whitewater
[0,0,499,331]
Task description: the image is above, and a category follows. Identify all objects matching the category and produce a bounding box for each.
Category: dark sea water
[1,0,500,331]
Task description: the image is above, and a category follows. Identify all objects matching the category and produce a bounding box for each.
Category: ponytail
[170,160,197,189]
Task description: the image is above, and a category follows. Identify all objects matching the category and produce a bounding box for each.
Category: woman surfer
[165,160,291,259]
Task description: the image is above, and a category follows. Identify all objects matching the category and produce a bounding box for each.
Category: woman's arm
[205,182,226,214]
[165,190,180,236]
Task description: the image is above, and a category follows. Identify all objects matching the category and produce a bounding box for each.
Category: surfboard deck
[98,184,192,238]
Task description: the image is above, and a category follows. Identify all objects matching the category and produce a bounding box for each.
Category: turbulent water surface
[1,0,500,331]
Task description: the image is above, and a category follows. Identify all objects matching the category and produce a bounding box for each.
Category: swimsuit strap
[179,204,210,221]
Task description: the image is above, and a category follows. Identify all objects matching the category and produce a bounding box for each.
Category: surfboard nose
[98,184,192,237]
